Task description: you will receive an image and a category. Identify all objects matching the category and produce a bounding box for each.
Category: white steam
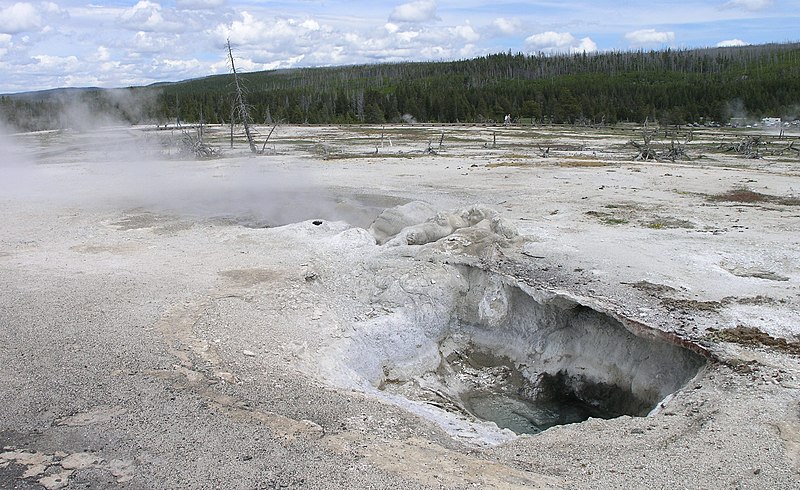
[0,113,381,228]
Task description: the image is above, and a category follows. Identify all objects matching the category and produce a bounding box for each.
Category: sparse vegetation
[558,159,608,167]
[486,160,530,168]
[644,217,695,229]
[706,325,800,355]
[709,188,800,206]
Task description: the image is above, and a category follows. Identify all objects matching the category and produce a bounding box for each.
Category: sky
[0,0,798,93]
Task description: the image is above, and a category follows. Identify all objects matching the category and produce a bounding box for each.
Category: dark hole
[449,350,653,435]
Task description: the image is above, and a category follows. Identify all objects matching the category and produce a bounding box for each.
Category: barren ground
[1,123,799,489]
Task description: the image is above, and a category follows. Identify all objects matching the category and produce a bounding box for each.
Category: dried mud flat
[1,123,799,489]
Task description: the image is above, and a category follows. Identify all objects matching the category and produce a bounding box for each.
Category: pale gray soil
[1,124,799,489]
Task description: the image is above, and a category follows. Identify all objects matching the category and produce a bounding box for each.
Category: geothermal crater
[332,259,708,438]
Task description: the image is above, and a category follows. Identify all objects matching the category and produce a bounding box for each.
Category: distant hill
[2,86,102,100]
[2,42,799,131]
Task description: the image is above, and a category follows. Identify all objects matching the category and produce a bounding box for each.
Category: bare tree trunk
[230,106,235,149]
[260,123,278,154]
[227,39,258,154]
[175,93,180,127]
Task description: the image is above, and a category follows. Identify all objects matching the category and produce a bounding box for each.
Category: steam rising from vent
[1,89,160,133]
[0,121,387,227]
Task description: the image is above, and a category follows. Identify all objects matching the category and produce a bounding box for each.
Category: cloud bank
[389,0,439,23]
[525,31,597,54]
[625,29,675,47]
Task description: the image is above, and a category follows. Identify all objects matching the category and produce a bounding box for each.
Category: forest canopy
[2,42,799,131]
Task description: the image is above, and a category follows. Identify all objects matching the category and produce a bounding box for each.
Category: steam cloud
[0,102,378,228]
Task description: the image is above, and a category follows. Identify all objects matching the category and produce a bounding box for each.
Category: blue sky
[0,0,797,93]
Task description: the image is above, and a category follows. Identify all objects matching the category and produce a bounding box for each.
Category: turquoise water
[464,391,600,434]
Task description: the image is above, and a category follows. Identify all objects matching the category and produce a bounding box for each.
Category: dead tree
[662,140,685,162]
[719,136,765,159]
[227,39,258,154]
[482,132,498,149]
[629,118,658,161]
[778,140,800,158]
[180,123,218,158]
[424,138,437,154]
[629,139,658,161]
[536,143,550,158]
[661,132,691,162]
[260,122,279,154]
[229,105,235,149]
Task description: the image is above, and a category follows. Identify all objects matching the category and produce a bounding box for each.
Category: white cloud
[319,45,345,64]
[119,1,184,33]
[492,17,520,36]
[41,2,64,15]
[526,31,573,50]
[389,0,438,23]
[449,24,479,42]
[525,31,597,54]
[214,11,264,43]
[724,0,772,11]
[0,2,42,34]
[396,30,420,43]
[215,12,327,47]
[95,45,111,61]
[132,31,172,53]
[158,57,203,72]
[63,73,101,86]
[420,45,449,58]
[176,0,226,9]
[384,22,399,33]
[32,54,80,72]
[717,38,748,47]
[0,33,11,57]
[576,37,598,53]
[458,43,479,58]
[625,28,675,46]
[209,53,304,73]
[99,60,122,73]
[299,19,320,31]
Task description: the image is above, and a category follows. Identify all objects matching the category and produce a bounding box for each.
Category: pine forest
[2,42,799,131]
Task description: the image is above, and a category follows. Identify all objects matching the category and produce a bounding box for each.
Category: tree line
[2,42,799,131]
